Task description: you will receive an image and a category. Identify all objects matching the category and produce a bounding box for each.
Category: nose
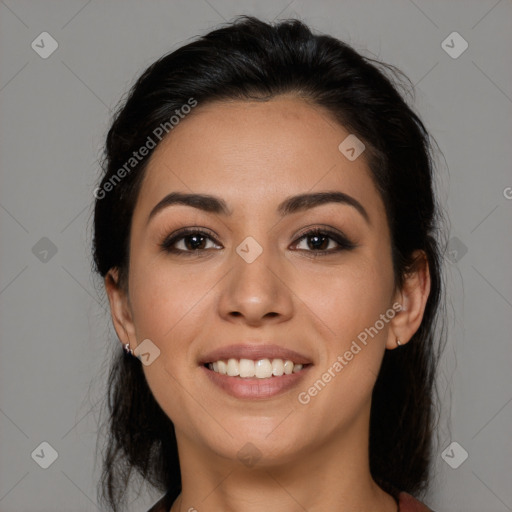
[217,237,294,327]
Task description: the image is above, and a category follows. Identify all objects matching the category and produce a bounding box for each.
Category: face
[107,95,429,466]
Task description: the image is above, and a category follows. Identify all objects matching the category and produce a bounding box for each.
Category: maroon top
[147,490,435,511]
[397,491,435,511]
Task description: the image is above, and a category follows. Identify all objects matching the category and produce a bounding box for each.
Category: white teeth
[283,360,294,375]
[217,360,227,375]
[255,359,273,378]
[239,358,255,377]
[272,359,284,376]
[226,358,240,376]
[207,358,307,378]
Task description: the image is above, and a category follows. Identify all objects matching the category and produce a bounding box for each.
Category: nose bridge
[232,232,277,297]
[218,231,293,323]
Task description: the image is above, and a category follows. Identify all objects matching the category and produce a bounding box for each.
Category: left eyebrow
[147,191,370,225]
[277,191,370,225]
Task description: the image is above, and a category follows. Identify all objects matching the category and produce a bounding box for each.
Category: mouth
[198,344,314,399]
[203,358,312,378]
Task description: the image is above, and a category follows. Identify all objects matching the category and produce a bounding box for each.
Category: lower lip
[201,364,312,399]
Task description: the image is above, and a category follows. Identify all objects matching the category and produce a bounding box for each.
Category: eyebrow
[147,191,370,225]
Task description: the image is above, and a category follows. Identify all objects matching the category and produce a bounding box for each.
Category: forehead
[135,95,383,220]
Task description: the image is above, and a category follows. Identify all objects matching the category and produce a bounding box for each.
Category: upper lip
[199,343,313,365]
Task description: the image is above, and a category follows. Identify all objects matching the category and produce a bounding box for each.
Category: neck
[170,410,397,512]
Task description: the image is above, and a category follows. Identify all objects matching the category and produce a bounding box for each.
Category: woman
[93,15,446,512]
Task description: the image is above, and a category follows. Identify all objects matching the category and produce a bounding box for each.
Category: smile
[206,358,309,379]
[202,359,313,400]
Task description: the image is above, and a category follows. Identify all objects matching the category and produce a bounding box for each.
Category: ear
[104,268,137,350]
[386,250,431,350]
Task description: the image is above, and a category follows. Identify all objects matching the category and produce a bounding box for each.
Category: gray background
[1,0,511,511]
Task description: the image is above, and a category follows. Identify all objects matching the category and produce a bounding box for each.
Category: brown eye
[293,228,356,254]
[161,228,222,255]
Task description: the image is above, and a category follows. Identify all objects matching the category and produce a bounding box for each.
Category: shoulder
[146,491,176,512]
[398,491,437,512]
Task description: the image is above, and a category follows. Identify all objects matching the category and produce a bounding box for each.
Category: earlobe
[386,250,431,350]
[104,268,137,348]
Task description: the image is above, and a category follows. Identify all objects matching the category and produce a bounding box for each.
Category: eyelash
[159,226,356,257]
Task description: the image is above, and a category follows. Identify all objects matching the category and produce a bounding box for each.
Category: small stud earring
[123,343,134,356]
[396,338,402,347]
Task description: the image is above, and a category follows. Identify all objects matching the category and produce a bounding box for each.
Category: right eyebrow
[147,192,232,225]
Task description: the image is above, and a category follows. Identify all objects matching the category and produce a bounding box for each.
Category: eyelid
[160,226,221,250]
[160,224,356,255]
[291,226,357,252]
[293,224,351,242]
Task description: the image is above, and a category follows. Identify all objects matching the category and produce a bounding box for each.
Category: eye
[160,228,222,255]
[160,226,356,256]
[292,227,356,255]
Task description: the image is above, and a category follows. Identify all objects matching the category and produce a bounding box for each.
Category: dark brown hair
[92,15,446,511]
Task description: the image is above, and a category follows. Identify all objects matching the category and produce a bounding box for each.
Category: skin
[105,95,431,512]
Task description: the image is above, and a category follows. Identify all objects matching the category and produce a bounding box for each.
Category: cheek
[294,262,395,424]
[297,254,394,342]
[127,258,210,425]
[127,252,211,348]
